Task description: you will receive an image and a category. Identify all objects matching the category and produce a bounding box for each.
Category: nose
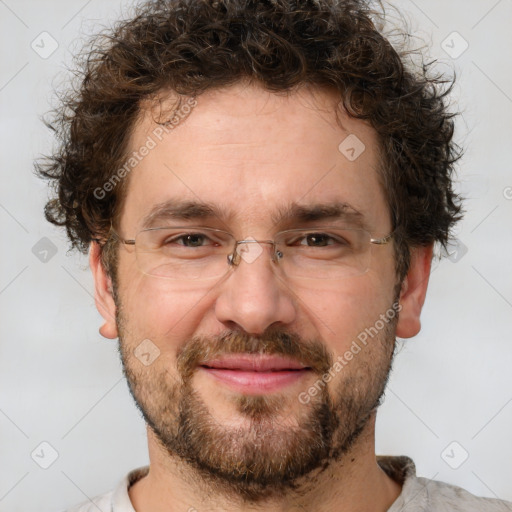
[214,241,297,335]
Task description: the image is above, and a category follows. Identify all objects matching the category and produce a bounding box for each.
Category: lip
[199,355,312,394]
[200,354,309,372]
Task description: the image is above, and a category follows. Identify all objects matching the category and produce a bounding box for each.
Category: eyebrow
[140,199,369,231]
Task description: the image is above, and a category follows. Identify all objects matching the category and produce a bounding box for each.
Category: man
[36,0,511,510]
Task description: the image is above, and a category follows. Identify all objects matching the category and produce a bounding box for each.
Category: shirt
[64,455,512,511]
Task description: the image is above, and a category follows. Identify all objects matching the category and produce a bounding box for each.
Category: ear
[395,244,433,339]
[89,241,118,339]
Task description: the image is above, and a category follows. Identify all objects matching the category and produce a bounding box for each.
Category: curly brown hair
[35,0,463,284]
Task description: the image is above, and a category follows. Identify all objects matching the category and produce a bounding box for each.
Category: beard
[115,297,399,503]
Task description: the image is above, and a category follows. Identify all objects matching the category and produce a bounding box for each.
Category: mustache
[176,328,334,381]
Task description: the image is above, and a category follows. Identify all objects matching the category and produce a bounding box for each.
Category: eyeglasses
[110,225,393,281]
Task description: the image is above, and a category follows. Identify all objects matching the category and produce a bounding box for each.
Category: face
[91,82,430,501]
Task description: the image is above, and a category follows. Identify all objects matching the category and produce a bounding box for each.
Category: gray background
[1,0,511,510]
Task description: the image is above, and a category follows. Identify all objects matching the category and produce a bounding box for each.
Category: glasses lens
[275,227,371,279]
[135,227,234,280]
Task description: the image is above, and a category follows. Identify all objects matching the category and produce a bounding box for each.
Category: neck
[129,414,402,512]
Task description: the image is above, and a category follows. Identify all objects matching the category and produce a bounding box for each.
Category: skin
[90,80,432,512]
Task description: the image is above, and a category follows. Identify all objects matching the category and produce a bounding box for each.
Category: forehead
[118,82,390,235]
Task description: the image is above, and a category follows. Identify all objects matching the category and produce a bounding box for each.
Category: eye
[164,233,216,247]
[300,233,335,247]
[290,232,349,248]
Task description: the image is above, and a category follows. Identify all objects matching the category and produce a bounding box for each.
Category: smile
[199,355,312,393]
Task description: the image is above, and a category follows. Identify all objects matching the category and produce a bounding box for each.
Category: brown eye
[289,232,349,248]
[301,234,335,247]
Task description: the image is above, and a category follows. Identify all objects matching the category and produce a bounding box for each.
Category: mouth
[198,355,312,393]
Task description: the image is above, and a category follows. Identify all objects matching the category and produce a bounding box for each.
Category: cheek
[292,276,395,355]
[119,275,216,346]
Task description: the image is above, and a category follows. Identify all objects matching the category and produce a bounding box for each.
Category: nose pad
[227,240,280,267]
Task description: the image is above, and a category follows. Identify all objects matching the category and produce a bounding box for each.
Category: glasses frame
[106,224,394,280]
